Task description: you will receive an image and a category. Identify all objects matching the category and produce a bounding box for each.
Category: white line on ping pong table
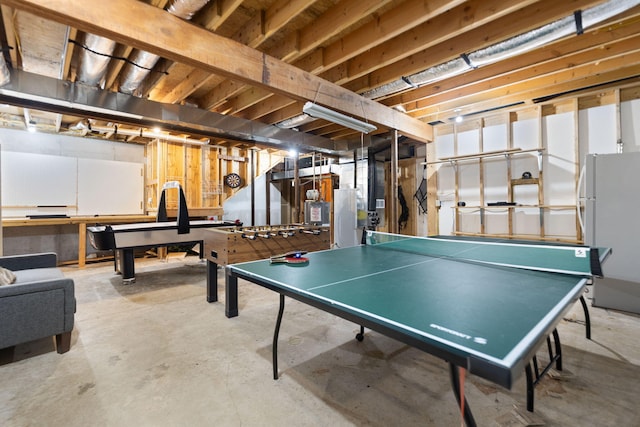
[306,255,441,292]
[365,231,593,276]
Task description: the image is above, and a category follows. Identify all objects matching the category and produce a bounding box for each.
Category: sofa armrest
[0,277,73,297]
[0,277,75,350]
[0,252,58,271]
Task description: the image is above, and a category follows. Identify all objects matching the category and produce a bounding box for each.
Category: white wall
[0,128,145,217]
[433,98,640,239]
[0,128,145,259]
[222,173,282,225]
[0,127,143,161]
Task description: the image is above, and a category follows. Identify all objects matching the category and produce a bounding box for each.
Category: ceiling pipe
[88,123,211,146]
[75,33,117,86]
[118,0,210,95]
[361,0,640,101]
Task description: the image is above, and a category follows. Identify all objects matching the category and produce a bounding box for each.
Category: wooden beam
[263,0,310,43]
[147,0,242,100]
[192,0,307,91]
[411,49,640,120]
[193,0,244,32]
[355,0,609,100]
[199,0,392,114]
[320,0,539,85]
[385,13,640,108]
[208,0,465,120]
[6,0,432,142]
[321,0,466,73]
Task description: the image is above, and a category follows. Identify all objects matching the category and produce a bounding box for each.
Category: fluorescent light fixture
[302,102,377,134]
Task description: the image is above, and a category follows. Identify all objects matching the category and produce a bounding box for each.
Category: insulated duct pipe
[76,0,209,89]
[118,0,210,95]
[76,33,117,86]
[362,0,640,100]
[0,53,11,87]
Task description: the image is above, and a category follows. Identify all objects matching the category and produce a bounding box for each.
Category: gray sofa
[0,252,76,354]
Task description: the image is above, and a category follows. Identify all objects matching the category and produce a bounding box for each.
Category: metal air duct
[0,69,340,154]
[0,54,10,87]
[76,33,117,86]
[118,0,210,95]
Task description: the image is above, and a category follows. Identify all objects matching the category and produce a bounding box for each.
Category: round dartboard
[224,173,242,188]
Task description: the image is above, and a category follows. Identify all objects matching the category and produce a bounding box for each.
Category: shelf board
[511,178,539,186]
[424,147,545,165]
[452,204,577,209]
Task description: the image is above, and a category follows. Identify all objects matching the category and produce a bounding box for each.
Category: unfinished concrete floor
[1,255,639,426]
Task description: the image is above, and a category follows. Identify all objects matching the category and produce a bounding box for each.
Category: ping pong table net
[364,231,604,277]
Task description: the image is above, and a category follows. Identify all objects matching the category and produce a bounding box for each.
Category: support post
[390,130,399,234]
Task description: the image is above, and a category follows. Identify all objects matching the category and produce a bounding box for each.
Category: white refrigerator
[584,152,640,314]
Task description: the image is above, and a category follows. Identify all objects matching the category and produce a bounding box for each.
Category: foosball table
[204,224,331,316]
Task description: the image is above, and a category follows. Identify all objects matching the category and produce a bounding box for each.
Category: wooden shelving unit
[439,143,580,242]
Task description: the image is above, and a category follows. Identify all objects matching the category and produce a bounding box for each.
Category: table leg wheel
[355,325,365,342]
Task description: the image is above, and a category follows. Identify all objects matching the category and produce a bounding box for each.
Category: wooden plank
[412,50,640,121]
[222,0,458,117]
[321,0,465,72]
[511,178,539,186]
[2,215,156,227]
[78,222,86,268]
[383,0,618,109]
[426,141,438,235]
[323,0,535,85]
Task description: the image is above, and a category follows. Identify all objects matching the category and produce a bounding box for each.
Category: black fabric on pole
[414,176,428,214]
[157,183,190,235]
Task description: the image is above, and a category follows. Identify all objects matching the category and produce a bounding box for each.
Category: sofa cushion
[13,268,65,284]
[0,267,16,285]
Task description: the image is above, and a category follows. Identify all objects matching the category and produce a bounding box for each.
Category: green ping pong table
[226,231,607,427]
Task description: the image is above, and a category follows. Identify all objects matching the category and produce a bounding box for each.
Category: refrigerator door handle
[576,163,587,240]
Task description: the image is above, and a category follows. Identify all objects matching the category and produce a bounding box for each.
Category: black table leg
[552,329,562,371]
[272,294,285,380]
[449,363,477,427]
[525,328,563,412]
[207,260,218,302]
[225,270,239,318]
[579,295,591,339]
[120,248,135,284]
[525,363,535,412]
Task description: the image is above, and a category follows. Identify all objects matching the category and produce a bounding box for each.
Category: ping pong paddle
[270,251,309,265]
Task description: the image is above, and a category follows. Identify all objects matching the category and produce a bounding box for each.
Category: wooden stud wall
[146,139,224,217]
[145,142,290,220]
